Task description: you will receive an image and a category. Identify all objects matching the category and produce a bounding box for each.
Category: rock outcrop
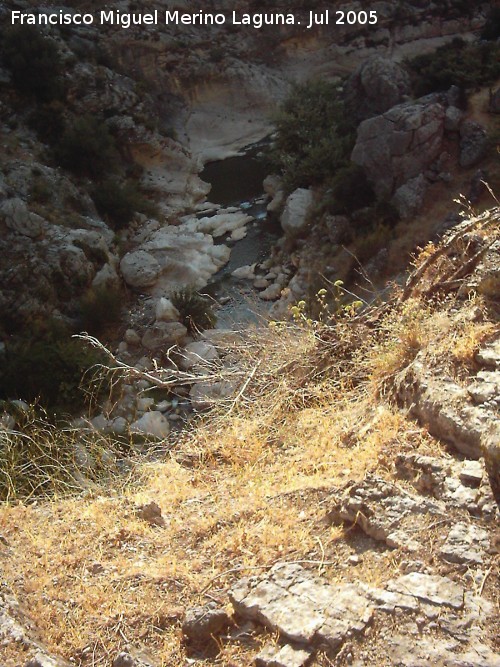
[344,55,411,123]
[280,189,313,238]
[351,100,446,198]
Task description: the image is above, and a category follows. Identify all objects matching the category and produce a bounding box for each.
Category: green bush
[30,175,52,204]
[325,164,375,215]
[92,179,158,229]
[26,102,65,145]
[353,224,392,264]
[407,39,500,97]
[272,80,356,191]
[79,285,124,336]
[351,200,400,231]
[1,25,65,101]
[54,115,119,178]
[481,8,500,41]
[170,288,217,333]
[0,335,107,413]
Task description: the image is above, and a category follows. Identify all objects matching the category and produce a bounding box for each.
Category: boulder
[141,226,231,291]
[232,264,256,280]
[124,329,141,346]
[280,189,313,237]
[129,411,170,439]
[154,297,180,323]
[189,380,236,410]
[179,341,219,371]
[459,121,489,169]
[444,106,463,132]
[141,322,187,350]
[120,250,161,288]
[391,174,427,219]
[196,211,252,237]
[136,501,166,527]
[0,198,45,238]
[344,55,411,122]
[267,189,285,214]
[111,652,156,667]
[182,602,231,641]
[259,283,283,301]
[92,263,120,290]
[231,226,247,241]
[57,245,94,285]
[263,174,283,197]
[440,522,490,565]
[351,101,445,198]
[255,644,312,667]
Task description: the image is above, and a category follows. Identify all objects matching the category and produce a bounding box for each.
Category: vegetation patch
[0,25,66,102]
[0,405,123,501]
[271,80,356,191]
[170,288,217,333]
[323,164,376,215]
[0,332,108,413]
[92,178,159,229]
[54,114,120,178]
[79,285,125,336]
[407,39,500,97]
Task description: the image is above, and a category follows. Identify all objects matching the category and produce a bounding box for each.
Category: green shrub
[325,164,375,215]
[407,39,500,97]
[26,102,65,145]
[79,285,124,336]
[92,179,158,229]
[351,200,400,231]
[1,25,65,101]
[54,115,119,178]
[0,335,107,413]
[170,288,217,333]
[272,80,356,191]
[352,224,392,264]
[30,175,52,204]
[481,8,500,41]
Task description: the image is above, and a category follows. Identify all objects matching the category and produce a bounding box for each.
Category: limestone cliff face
[102,0,487,158]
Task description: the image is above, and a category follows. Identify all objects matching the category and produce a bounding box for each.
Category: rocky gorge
[0,1,499,665]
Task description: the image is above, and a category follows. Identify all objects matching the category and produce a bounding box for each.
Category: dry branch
[74,333,244,391]
[401,208,499,300]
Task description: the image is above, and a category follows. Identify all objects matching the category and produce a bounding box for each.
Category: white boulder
[155,297,180,323]
[129,411,170,439]
[280,189,313,237]
[232,264,256,280]
[120,250,161,288]
[1,197,45,238]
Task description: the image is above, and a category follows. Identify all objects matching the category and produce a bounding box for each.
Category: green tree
[482,8,500,41]
[272,80,355,191]
[407,39,500,97]
[92,178,158,229]
[54,115,119,178]
[1,25,65,101]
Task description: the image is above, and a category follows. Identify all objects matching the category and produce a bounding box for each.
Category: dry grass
[1,214,499,666]
[0,397,439,666]
[0,406,128,502]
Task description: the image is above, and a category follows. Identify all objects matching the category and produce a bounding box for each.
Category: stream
[200,141,282,328]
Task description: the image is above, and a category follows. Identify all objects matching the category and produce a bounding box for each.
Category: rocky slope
[0,0,492,341]
[0,206,498,667]
[0,6,499,663]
